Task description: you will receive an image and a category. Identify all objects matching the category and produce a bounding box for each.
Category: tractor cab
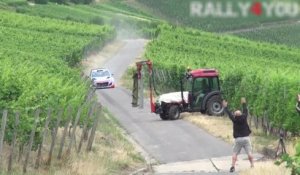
[182,69,222,115]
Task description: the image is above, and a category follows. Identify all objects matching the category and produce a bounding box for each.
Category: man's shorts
[233,136,252,155]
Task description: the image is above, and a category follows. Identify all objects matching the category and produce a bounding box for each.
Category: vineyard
[137,0,300,32]
[0,10,115,108]
[11,1,161,38]
[145,25,300,132]
[15,2,155,22]
[235,23,300,48]
[0,10,115,172]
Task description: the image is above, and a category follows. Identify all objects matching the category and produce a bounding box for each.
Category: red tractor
[135,61,224,120]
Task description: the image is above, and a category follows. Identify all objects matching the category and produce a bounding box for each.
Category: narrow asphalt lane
[96,39,233,164]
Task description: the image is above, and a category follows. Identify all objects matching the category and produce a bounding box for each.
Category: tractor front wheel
[206,96,223,116]
[168,105,180,120]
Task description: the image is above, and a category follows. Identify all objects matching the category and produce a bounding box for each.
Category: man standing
[296,94,300,113]
[222,97,254,173]
[131,72,139,107]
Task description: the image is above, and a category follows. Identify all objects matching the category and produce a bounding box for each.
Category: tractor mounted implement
[132,60,224,120]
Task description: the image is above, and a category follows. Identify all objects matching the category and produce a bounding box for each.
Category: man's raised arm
[223,100,234,121]
[241,97,248,117]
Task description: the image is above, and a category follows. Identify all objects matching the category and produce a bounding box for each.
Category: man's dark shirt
[224,103,251,138]
[297,101,300,113]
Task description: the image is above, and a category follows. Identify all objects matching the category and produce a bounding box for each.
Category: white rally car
[90,68,115,89]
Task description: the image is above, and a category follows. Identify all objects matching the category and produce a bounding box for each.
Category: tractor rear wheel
[159,113,169,120]
[168,105,180,120]
[206,96,223,116]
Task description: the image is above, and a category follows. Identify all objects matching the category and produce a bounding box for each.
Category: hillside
[134,0,300,46]
[1,0,161,38]
[136,0,300,31]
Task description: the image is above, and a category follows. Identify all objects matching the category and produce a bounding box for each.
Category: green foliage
[0,11,114,146]
[145,25,300,132]
[277,143,300,175]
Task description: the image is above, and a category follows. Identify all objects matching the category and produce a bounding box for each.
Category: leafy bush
[277,143,300,175]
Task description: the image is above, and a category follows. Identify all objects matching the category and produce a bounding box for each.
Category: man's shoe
[229,166,235,173]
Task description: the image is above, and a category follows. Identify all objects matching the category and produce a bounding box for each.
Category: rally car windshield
[92,70,110,78]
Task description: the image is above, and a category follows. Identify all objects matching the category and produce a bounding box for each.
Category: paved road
[96,39,234,173]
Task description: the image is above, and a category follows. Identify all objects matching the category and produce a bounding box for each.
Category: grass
[0,108,146,175]
[240,161,290,175]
